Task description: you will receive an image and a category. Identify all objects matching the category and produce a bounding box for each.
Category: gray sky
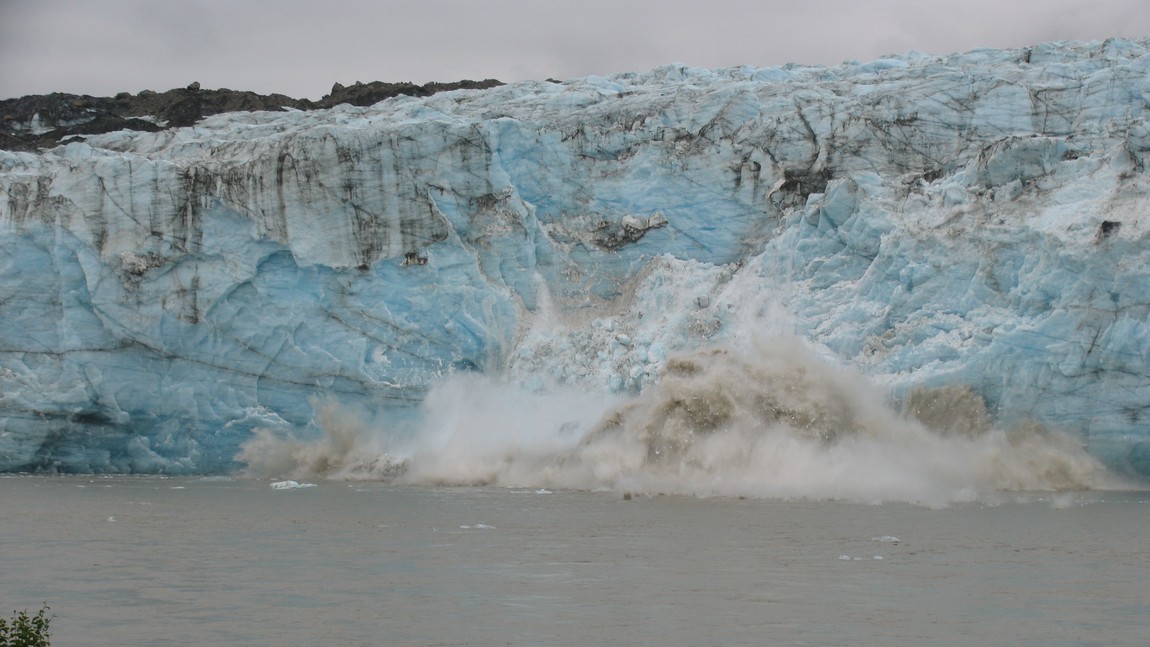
[3,0,1150,101]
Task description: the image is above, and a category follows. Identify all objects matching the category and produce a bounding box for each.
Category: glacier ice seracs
[1,38,1149,480]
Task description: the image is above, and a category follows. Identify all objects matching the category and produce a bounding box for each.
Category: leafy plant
[0,605,52,647]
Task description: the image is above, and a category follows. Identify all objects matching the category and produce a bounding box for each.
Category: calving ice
[1,38,1148,497]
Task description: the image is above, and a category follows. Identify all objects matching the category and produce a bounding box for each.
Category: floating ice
[270,480,316,490]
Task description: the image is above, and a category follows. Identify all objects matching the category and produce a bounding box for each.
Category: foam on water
[239,335,1123,505]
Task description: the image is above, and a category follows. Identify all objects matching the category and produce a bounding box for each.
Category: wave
[238,336,1126,505]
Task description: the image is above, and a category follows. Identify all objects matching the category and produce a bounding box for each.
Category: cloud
[2,0,1149,100]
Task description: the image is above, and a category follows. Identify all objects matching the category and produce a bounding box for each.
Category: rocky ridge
[0,79,504,152]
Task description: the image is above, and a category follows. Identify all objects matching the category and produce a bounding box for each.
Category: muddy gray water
[2,476,1148,646]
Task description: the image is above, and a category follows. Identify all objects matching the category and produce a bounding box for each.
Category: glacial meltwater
[2,476,1147,646]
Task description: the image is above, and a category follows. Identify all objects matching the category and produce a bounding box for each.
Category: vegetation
[0,606,52,647]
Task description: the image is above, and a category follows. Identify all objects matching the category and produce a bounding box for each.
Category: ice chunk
[270,480,316,490]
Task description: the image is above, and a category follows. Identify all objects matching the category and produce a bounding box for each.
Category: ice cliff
[2,38,1149,478]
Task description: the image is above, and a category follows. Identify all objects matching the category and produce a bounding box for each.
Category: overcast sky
[3,0,1150,101]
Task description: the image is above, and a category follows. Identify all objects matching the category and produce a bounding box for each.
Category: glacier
[2,38,1150,485]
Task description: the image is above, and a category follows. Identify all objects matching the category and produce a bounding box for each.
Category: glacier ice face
[2,38,1150,478]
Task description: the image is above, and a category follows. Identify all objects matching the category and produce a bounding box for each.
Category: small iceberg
[871,536,900,544]
[271,480,317,490]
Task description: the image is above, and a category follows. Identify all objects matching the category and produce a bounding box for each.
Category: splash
[544,338,1115,504]
[238,401,405,480]
[240,336,1122,505]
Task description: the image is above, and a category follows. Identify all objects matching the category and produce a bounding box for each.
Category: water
[2,475,1148,646]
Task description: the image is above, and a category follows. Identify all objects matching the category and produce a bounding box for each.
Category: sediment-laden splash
[240,337,1122,505]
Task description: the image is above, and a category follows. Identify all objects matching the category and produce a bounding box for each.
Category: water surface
[2,476,1147,646]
